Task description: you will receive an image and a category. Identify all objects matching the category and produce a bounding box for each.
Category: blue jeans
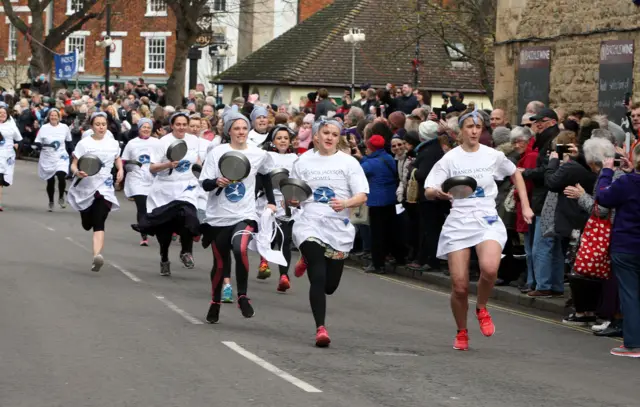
[532,217,564,292]
[611,252,640,348]
[523,229,535,287]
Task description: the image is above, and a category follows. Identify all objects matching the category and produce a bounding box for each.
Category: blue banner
[54,50,78,80]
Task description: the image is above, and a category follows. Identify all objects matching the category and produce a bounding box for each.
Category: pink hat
[303,113,315,124]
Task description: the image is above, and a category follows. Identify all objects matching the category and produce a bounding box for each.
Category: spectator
[396,83,419,114]
[490,109,509,129]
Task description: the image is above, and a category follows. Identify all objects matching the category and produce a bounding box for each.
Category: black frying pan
[269,168,289,190]
[191,163,202,179]
[280,178,312,217]
[124,160,143,172]
[167,139,188,175]
[74,154,103,186]
[42,140,61,150]
[215,151,251,196]
[442,176,477,199]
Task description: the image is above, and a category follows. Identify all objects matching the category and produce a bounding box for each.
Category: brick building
[494,0,640,124]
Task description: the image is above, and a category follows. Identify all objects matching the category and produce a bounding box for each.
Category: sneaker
[140,238,149,247]
[206,302,221,324]
[180,252,195,269]
[610,346,640,358]
[363,264,385,274]
[160,261,171,276]
[257,259,272,280]
[294,256,307,278]
[476,308,496,337]
[527,290,552,298]
[91,254,104,272]
[277,274,291,292]
[222,284,233,303]
[315,326,331,348]
[453,329,469,351]
[58,198,66,209]
[592,320,611,332]
[48,202,54,212]
[171,233,178,241]
[238,295,254,318]
[562,313,597,326]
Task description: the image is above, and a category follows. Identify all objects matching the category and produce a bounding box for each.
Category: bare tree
[0,58,29,93]
[0,0,104,81]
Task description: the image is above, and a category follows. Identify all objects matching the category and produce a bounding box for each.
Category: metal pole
[216,57,221,105]
[351,44,355,99]
[104,1,111,94]
[414,0,420,89]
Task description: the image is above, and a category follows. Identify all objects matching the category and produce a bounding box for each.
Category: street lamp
[343,28,365,99]
[209,39,229,105]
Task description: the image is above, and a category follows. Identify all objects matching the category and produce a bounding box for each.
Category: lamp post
[343,28,365,99]
[208,38,229,105]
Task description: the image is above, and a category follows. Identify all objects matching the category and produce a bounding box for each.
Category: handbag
[503,185,516,213]
[349,204,369,225]
[406,169,419,203]
[573,203,612,279]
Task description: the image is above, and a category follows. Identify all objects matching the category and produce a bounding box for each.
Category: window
[446,43,471,69]
[145,37,166,73]
[7,24,17,60]
[146,0,167,16]
[65,36,86,72]
[211,0,226,12]
[67,0,84,14]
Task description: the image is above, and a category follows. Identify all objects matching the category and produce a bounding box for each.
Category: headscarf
[169,111,189,125]
[312,118,343,136]
[250,105,268,122]
[90,111,108,124]
[223,105,251,137]
[137,118,153,139]
[458,108,483,128]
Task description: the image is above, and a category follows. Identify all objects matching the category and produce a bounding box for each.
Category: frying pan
[124,160,143,172]
[280,178,312,217]
[42,140,61,150]
[442,176,477,199]
[74,154,103,187]
[191,163,202,179]
[269,168,289,190]
[167,139,188,175]
[215,151,252,196]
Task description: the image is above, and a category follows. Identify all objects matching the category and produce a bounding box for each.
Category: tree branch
[45,1,103,44]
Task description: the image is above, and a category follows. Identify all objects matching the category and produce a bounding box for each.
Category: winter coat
[360,149,398,207]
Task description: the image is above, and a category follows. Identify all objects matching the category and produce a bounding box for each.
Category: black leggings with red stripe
[208,220,257,303]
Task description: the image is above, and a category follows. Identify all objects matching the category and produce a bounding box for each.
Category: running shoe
[180,252,195,269]
[453,329,469,351]
[171,233,178,241]
[257,259,271,280]
[206,302,221,324]
[315,326,331,348]
[58,198,66,209]
[476,307,496,337]
[160,261,171,276]
[48,202,54,212]
[610,346,640,358]
[238,295,254,318]
[562,313,597,326]
[277,274,291,292]
[140,237,149,247]
[294,256,307,278]
[0,204,3,212]
[91,254,104,272]
[592,320,611,332]
[222,284,233,303]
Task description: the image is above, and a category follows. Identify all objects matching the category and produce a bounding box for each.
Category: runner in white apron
[289,119,369,347]
[425,107,534,351]
[34,109,72,211]
[199,107,276,324]
[68,112,123,272]
[121,117,159,246]
[0,105,23,211]
[255,125,298,292]
[134,112,201,277]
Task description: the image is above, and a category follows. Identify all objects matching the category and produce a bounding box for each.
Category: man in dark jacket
[521,108,564,297]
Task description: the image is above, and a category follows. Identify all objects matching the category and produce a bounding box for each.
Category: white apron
[0,121,23,186]
[121,137,160,198]
[436,209,507,259]
[35,123,72,180]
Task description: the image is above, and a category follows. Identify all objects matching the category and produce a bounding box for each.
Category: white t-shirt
[67,136,121,212]
[35,123,72,180]
[256,151,298,218]
[82,129,115,140]
[146,132,200,212]
[0,121,23,185]
[291,150,369,252]
[200,143,273,227]
[196,138,213,210]
[425,144,516,216]
[247,129,268,147]
[121,136,160,197]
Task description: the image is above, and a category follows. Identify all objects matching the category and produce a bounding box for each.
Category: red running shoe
[453,329,469,351]
[294,257,307,278]
[277,275,291,292]
[476,307,496,337]
[315,326,331,348]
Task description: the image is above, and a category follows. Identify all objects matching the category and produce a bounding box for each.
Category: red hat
[367,134,385,151]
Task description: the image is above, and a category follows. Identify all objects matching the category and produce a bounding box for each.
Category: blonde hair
[552,130,577,149]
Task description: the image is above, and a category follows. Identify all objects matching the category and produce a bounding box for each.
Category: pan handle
[285,204,292,218]
[215,186,223,196]
[168,168,174,176]
[73,177,83,187]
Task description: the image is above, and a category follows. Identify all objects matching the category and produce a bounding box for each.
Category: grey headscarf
[312,118,343,136]
[223,105,251,137]
[250,106,268,123]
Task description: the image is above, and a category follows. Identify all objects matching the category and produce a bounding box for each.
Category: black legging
[132,195,147,238]
[369,205,405,268]
[46,171,66,203]
[300,241,345,328]
[208,220,256,303]
[157,228,193,263]
[273,220,293,276]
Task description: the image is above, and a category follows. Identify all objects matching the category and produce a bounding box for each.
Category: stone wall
[494,0,640,122]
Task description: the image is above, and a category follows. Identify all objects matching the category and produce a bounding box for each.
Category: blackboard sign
[598,40,634,125]
[517,47,551,120]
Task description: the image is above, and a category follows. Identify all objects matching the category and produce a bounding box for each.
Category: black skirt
[132,200,200,237]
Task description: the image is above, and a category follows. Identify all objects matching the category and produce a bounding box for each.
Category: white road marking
[374,351,419,357]
[222,341,322,393]
[153,294,203,325]
[65,237,142,282]
[46,226,55,232]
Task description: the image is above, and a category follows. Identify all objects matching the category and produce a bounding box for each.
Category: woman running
[255,125,299,292]
[0,105,23,211]
[289,119,369,347]
[35,108,72,211]
[121,117,159,246]
[67,112,123,271]
[134,112,201,276]
[425,106,534,351]
[200,108,276,324]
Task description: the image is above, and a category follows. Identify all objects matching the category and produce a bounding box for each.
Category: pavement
[1,159,639,407]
